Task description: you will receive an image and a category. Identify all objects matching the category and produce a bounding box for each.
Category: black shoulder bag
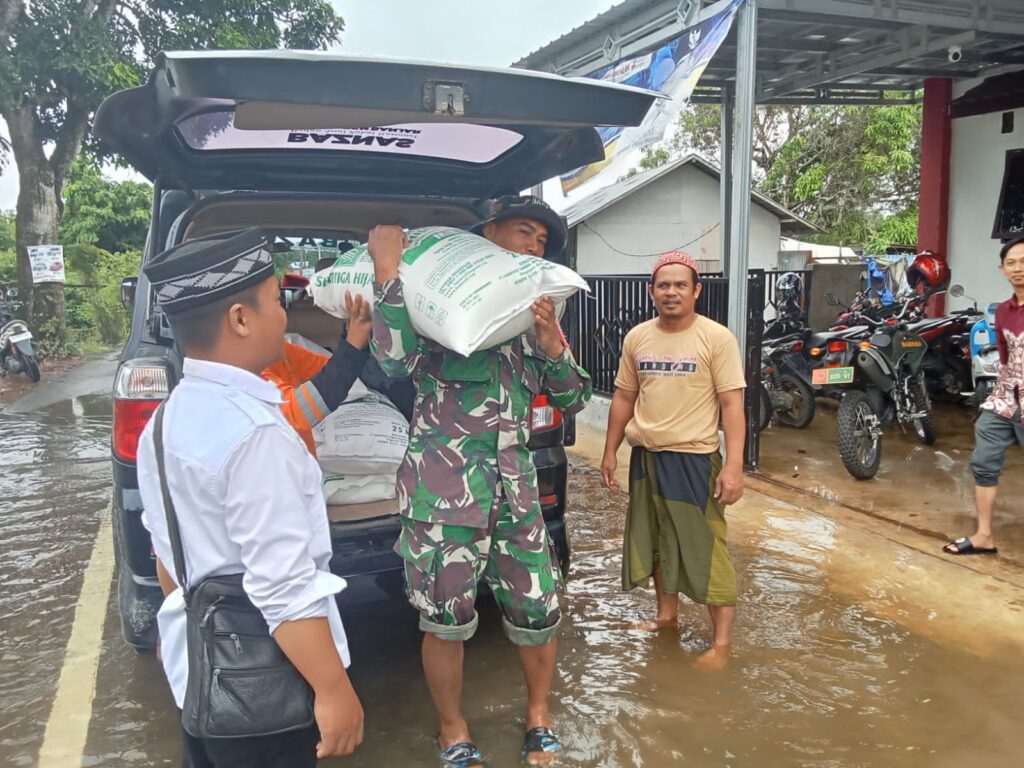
[152,403,314,738]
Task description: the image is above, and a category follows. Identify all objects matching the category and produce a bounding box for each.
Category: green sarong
[622,446,737,606]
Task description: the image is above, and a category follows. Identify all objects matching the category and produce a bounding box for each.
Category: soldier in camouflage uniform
[368,196,591,767]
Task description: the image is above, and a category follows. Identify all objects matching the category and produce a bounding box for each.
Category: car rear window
[176,110,524,163]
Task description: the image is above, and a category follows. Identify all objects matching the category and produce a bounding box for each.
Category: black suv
[95,51,656,649]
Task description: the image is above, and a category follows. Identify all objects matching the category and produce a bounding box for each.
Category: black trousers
[182,725,319,768]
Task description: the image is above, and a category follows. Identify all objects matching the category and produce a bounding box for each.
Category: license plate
[9,332,32,343]
[813,366,854,385]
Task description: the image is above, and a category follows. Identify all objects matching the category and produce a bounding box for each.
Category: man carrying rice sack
[367,196,591,767]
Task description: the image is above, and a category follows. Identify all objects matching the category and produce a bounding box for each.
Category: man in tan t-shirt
[601,250,746,669]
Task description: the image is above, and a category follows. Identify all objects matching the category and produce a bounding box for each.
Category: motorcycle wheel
[909,376,936,446]
[757,381,773,433]
[836,390,883,480]
[23,355,40,383]
[774,373,816,429]
[974,379,994,405]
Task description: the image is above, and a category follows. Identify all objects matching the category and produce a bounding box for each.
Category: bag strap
[152,402,190,603]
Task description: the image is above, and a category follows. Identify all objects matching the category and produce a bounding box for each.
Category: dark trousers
[971,408,1024,487]
[182,725,319,768]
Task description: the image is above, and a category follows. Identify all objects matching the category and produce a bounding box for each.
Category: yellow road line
[37,508,115,768]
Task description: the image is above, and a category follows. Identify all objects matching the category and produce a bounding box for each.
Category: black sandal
[943,536,998,556]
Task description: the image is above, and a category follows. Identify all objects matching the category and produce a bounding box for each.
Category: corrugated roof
[562,153,819,235]
[516,0,1024,106]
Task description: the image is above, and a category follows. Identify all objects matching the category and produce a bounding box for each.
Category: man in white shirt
[136,229,363,767]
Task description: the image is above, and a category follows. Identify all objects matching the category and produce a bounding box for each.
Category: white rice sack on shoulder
[311,227,589,356]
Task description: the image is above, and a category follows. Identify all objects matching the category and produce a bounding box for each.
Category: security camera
[948,45,963,63]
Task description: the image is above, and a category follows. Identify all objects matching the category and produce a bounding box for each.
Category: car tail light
[530,394,563,433]
[828,341,847,353]
[113,360,170,462]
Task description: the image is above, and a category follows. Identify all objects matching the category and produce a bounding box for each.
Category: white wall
[575,165,783,276]
[947,76,1024,311]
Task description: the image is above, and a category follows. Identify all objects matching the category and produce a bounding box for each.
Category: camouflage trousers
[395,496,562,646]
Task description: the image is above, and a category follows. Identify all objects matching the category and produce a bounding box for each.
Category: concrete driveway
[756,397,1024,571]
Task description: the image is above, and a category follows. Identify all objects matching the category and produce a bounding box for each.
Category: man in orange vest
[263,290,414,454]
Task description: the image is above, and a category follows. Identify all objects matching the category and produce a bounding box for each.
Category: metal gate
[565,269,766,468]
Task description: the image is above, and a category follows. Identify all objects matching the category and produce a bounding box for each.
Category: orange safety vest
[261,342,330,455]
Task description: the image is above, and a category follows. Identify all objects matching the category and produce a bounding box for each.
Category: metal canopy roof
[515,0,1024,105]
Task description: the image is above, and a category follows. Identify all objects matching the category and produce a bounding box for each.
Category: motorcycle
[970,308,1000,404]
[831,299,935,480]
[757,331,816,432]
[909,307,981,404]
[0,286,40,383]
[945,284,1000,404]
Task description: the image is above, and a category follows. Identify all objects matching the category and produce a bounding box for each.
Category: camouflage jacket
[372,277,592,528]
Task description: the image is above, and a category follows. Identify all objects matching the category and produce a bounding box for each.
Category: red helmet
[906,251,950,293]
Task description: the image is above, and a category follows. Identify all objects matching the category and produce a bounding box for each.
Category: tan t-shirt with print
[614,315,746,453]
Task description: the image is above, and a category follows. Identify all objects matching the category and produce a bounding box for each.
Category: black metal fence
[566,270,767,468]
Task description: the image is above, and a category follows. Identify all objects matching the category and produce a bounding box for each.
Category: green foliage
[0,0,344,339]
[1,1,344,152]
[0,211,15,252]
[644,100,923,251]
[60,157,151,253]
[59,244,141,350]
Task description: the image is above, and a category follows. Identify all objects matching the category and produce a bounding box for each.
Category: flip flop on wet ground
[438,738,485,767]
[522,727,562,763]
[943,537,998,556]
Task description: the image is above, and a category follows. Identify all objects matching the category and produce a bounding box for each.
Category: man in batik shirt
[945,237,1024,556]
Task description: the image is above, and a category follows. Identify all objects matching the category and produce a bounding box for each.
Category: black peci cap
[144,229,275,315]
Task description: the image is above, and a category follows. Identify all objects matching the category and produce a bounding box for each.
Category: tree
[0,1,343,339]
[60,157,151,254]
[663,102,922,249]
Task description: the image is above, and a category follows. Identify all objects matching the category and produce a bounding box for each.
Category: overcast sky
[0,0,622,211]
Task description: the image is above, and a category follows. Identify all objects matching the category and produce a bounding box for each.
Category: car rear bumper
[113,446,572,645]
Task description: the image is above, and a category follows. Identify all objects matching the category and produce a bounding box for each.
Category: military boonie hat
[144,228,275,315]
[652,250,700,281]
[472,195,568,257]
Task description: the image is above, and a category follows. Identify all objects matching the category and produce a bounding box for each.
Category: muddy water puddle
[0,394,114,767]
[81,458,1024,767]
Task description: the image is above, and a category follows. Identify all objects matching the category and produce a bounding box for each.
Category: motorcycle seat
[809,326,869,347]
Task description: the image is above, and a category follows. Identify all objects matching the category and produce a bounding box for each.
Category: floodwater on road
[3,374,1024,767]
[0,392,113,766]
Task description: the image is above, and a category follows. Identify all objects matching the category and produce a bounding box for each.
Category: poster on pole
[560,0,742,197]
[28,245,66,284]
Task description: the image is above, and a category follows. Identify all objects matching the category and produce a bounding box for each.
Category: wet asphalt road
[4,360,1024,767]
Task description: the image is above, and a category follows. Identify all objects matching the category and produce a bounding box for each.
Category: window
[992,148,1024,239]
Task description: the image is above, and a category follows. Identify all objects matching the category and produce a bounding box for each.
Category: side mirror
[949,284,965,298]
[120,277,138,311]
[825,292,839,306]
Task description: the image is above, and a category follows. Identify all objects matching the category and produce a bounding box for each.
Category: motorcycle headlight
[982,362,1000,373]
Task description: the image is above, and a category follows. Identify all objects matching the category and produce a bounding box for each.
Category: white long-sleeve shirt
[137,358,350,708]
